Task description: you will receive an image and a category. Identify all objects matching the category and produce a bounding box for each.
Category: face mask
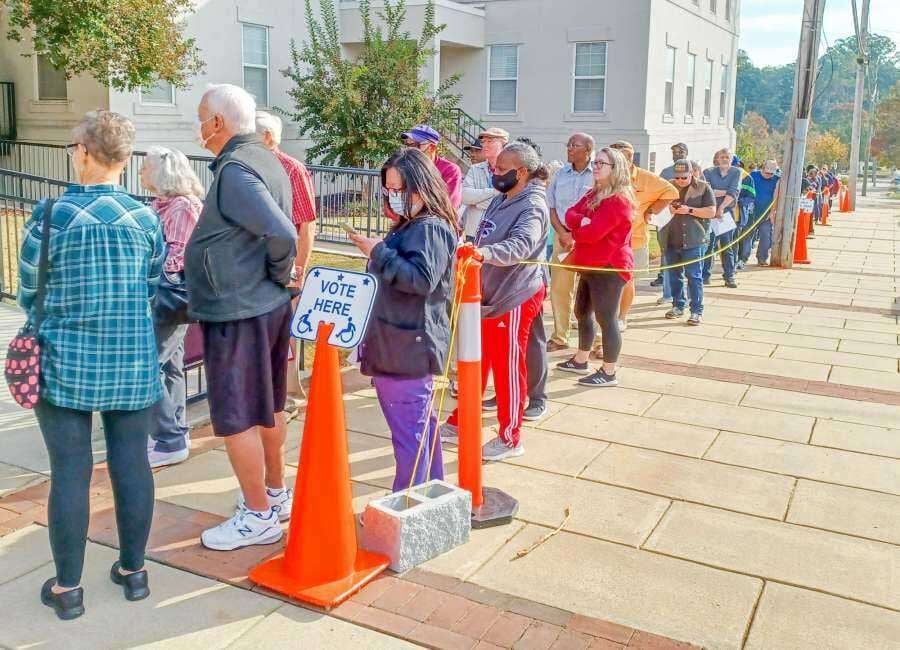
[194,116,216,148]
[387,192,406,216]
[492,169,519,193]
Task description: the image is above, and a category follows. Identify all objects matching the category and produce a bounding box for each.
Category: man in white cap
[460,127,509,240]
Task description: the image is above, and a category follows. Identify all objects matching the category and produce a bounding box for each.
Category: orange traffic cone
[820,189,830,226]
[249,322,388,608]
[839,186,851,212]
[793,200,811,264]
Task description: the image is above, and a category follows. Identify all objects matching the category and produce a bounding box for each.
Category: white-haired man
[185,85,298,550]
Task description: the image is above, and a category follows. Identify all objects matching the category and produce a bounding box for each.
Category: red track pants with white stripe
[448,287,545,448]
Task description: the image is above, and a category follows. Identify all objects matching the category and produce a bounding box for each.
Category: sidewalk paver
[810,418,900,458]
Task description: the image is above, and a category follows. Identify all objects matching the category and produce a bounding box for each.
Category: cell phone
[339,221,358,235]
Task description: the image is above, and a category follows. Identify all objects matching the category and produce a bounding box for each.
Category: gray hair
[255,111,282,145]
[570,132,595,152]
[203,84,256,135]
[71,110,135,167]
[142,146,205,199]
[690,160,703,173]
[501,141,550,182]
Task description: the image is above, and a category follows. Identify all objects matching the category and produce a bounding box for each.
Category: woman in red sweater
[556,146,635,387]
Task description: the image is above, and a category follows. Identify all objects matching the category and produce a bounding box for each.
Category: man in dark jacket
[185,84,297,552]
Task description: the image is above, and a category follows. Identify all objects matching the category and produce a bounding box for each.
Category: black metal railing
[445,107,486,161]
[0,139,384,244]
[0,167,207,400]
[0,83,15,142]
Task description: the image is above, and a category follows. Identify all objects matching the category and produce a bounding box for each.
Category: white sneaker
[236,488,294,522]
[147,446,190,469]
[481,436,524,461]
[201,508,283,551]
[439,422,459,446]
[617,319,628,332]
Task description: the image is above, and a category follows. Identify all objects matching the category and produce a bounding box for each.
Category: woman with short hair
[140,147,204,468]
[349,148,458,490]
[18,110,164,619]
[556,146,635,387]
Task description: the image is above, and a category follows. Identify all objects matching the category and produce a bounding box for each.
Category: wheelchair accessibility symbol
[290,267,378,349]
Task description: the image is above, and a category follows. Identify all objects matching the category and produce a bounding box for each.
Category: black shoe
[482,396,497,412]
[523,400,548,421]
[577,369,618,387]
[556,357,590,375]
[724,279,738,289]
[702,278,711,286]
[41,578,84,620]
[110,561,150,601]
[649,276,664,287]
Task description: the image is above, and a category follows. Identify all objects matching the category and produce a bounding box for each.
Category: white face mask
[387,192,406,216]
[194,115,216,149]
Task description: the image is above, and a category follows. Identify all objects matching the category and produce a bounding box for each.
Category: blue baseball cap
[400,124,441,145]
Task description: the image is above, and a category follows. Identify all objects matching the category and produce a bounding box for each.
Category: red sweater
[565,191,634,282]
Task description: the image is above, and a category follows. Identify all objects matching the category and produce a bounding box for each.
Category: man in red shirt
[401,124,463,209]
[256,111,317,399]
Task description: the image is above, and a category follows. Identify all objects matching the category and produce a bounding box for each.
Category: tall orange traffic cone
[839,186,851,212]
[820,188,830,226]
[793,198,812,264]
[249,322,388,609]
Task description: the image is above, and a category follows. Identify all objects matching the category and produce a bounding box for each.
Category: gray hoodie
[475,182,549,318]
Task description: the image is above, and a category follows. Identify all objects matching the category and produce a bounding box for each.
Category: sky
[740,0,900,67]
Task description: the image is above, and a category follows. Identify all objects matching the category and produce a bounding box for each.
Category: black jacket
[184,134,296,322]
[359,215,457,378]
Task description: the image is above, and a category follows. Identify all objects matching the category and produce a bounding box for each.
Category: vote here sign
[291,266,378,349]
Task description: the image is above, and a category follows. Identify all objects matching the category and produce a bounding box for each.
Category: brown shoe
[589,347,604,361]
[547,340,569,352]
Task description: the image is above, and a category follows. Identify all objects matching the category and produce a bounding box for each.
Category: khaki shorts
[632,245,650,279]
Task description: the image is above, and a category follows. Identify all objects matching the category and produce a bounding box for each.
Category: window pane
[721,64,728,87]
[242,25,268,66]
[141,81,174,104]
[489,79,517,112]
[705,89,712,117]
[688,54,696,82]
[243,66,268,105]
[575,42,606,78]
[665,82,674,115]
[720,91,727,117]
[37,55,67,100]
[489,45,518,79]
[665,47,676,83]
[705,60,713,88]
[686,85,694,116]
[574,78,604,112]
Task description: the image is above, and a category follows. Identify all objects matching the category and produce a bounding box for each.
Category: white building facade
[1,0,739,168]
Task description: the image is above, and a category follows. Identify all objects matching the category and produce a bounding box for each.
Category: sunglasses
[673,175,691,180]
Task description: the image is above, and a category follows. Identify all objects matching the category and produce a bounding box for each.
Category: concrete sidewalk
[1,188,899,649]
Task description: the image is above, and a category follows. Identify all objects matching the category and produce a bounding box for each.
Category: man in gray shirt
[702,147,741,288]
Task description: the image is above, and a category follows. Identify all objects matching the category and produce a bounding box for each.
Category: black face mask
[492,168,520,193]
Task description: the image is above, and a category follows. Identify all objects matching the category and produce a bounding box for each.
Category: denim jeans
[666,247,705,315]
[756,219,774,263]
[702,230,737,282]
[151,321,190,453]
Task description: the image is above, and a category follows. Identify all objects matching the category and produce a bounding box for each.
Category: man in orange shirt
[609,141,678,331]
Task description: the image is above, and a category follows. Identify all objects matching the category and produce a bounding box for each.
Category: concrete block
[361,479,471,573]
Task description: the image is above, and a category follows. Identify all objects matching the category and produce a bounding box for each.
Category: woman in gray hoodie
[439,142,549,462]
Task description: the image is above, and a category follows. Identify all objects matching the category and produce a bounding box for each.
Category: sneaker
[201,508,283,551]
[724,278,738,289]
[578,369,618,387]
[546,340,569,353]
[736,260,746,271]
[523,401,548,421]
[665,307,685,319]
[449,380,458,399]
[482,396,498,412]
[655,296,668,306]
[757,260,770,267]
[702,278,711,286]
[148,446,189,469]
[617,319,627,333]
[687,313,702,326]
[439,421,458,446]
[649,276,664,287]
[481,436,524,461]
[236,487,294,522]
[556,357,590,375]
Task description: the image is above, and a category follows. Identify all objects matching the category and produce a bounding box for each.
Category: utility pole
[862,81,878,195]
[772,0,827,267]
[848,0,870,208]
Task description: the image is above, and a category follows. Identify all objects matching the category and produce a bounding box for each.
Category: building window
[725,0,732,21]
[140,81,175,105]
[710,0,717,14]
[488,45,518,113]
[704,59,713,118]
[573,42,607,113]
[664,46,676,116]
[242,24,269,106]
[719,63,729,119]
[37,55,67,101]
[686,53,696,117]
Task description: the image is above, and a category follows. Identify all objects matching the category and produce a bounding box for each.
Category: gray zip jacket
[475,181,548,318]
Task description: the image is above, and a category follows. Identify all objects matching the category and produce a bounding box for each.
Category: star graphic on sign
[362,278,370,286]
[313,270,321,278]
[337,274,345,281]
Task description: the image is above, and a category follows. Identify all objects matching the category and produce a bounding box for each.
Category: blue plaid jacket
[18,184,165,412]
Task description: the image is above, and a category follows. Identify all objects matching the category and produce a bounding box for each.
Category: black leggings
[35,399,157,587]
[574,272,626,364]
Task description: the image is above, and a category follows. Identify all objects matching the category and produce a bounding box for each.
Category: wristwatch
[687,207,694,215]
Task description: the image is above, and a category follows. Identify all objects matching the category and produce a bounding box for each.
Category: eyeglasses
[64,143,82,157]
[382,187,405,197]
[673,175,691,181]
[566,142,587,149]
[592,161,613,169]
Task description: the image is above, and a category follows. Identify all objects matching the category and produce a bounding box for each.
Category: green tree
[807,130,849,166]
[873,82,900,167]
[282,0,460,167]
[3,0,203,90]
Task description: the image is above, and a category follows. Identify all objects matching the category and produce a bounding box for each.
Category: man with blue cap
[401,124,463,209]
